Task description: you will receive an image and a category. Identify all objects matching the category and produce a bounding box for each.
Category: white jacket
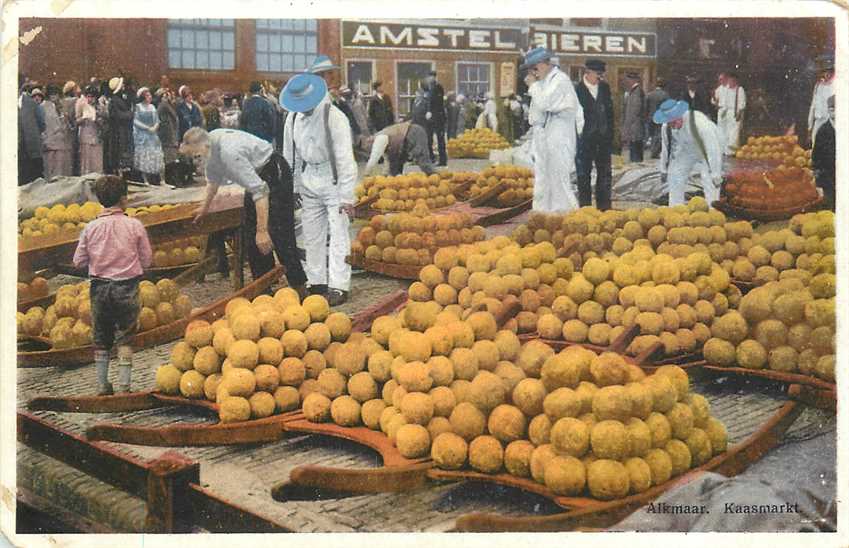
[283,95,358,205]
[527,66,582,212]
[659,109,725,181]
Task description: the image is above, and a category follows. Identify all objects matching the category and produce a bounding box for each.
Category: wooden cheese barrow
[17,265,282,368]
[26,288,412,447]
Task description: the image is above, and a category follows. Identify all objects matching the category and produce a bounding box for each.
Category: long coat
[157,100,179,163]
[18,92,44,160]
[528,67,582,213]
[107,94,134,172]
[621,84,646,143]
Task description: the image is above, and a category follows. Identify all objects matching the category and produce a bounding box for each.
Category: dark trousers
[243,152,307,287]
[427,122,447,165]
[629,140,644,162]
[576,135,612,210]
[18,155,43,185]
[649,124,662,159]
[816,173,835,210]
[90,277,140,349]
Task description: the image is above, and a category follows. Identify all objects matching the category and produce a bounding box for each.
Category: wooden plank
[144,452,201,533]
[86,416,287,447]
[350,289,408,333]
[712,196,823,222]
[17,411,151,499]
[787,383,837,412]
[28,391,162,413]
[19,204,242,276]
[275,462,433,499]
[701,364,836,392]
[184,483,293,533]
[477,199,532,227]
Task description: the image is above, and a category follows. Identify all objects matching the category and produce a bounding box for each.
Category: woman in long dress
[76,85,103,174]
[133,87,164,184]
[41,84,74,179]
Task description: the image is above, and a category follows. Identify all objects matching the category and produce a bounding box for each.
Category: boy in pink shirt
[73,176,152,394]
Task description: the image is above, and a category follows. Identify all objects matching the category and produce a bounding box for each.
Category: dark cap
[249,81,263,93]
[686,74,700,83]
[625,71,640,80]
[585,59,606,73]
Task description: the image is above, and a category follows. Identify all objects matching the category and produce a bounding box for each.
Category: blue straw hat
[280,73,327,113]
[520,47,554,70]
[653,99,689,125]
[307,54,340,74]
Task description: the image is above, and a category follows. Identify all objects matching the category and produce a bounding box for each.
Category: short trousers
[90,277,140,349]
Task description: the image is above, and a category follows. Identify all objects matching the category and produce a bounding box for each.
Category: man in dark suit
[645,78,669,158]
[368,81,394,132]
[684,75,712,117]
[239,81,276,143]
[18,76,45,185]
[574,59,614,210]
[425,70,447,166]
[621,71,646,162]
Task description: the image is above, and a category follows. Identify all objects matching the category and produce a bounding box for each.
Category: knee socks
[116,345,133,392]
[94,349,110,392]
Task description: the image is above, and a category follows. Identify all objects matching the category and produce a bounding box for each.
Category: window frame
[254,19,319,75]
[345,59,377,95]
[394,60,436,118]
[167,19,236,71]
[454,61,494,102]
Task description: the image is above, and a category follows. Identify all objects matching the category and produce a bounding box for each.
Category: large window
[255,19,318,73]
[457,62,491,101]
[347,61,374,95]
[397,62,433,117]
[168,19,235,70]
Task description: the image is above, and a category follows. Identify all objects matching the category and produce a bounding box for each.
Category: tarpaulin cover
[611,431,836,532]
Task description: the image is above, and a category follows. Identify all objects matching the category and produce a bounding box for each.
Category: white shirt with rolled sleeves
[527,66,582,213]
[659,110,725,206]
[204,129,272,201]
[808,79,834,146]
[283,95,357,292]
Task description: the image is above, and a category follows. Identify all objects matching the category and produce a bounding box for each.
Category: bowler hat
[307,55,340,74]
[653,98,689,125]
[280,72,328,113]
[520,47,553,70]
[585,59,606,73]
[625,71,640,80]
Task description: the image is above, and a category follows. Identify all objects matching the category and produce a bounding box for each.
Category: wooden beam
[17,411,151,499]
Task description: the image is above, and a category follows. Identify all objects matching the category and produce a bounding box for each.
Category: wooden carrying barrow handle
[273,462,434,500]
[451,400,803,532]
[85,413,293,447]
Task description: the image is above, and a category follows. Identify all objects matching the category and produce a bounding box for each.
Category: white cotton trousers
[718,109,741,154]
[300,186,351,291]
[667,157,719,206]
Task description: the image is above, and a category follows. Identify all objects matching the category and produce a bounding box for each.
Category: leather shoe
[327,288,348,306]
[309,284,328,296]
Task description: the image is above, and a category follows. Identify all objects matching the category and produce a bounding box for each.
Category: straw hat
[108,77,124,94]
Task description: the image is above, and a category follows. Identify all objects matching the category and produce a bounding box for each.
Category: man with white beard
[522,47,582,213]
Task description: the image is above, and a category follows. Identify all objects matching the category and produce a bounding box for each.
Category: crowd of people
[18,50,836,315]
[518,47,836,212]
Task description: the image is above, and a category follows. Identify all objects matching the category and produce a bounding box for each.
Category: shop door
[397,61,434,118]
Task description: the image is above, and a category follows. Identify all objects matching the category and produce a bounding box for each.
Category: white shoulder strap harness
[290,103,338,185]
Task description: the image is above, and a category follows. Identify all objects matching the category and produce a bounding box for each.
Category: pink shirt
[73,208,153,280]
